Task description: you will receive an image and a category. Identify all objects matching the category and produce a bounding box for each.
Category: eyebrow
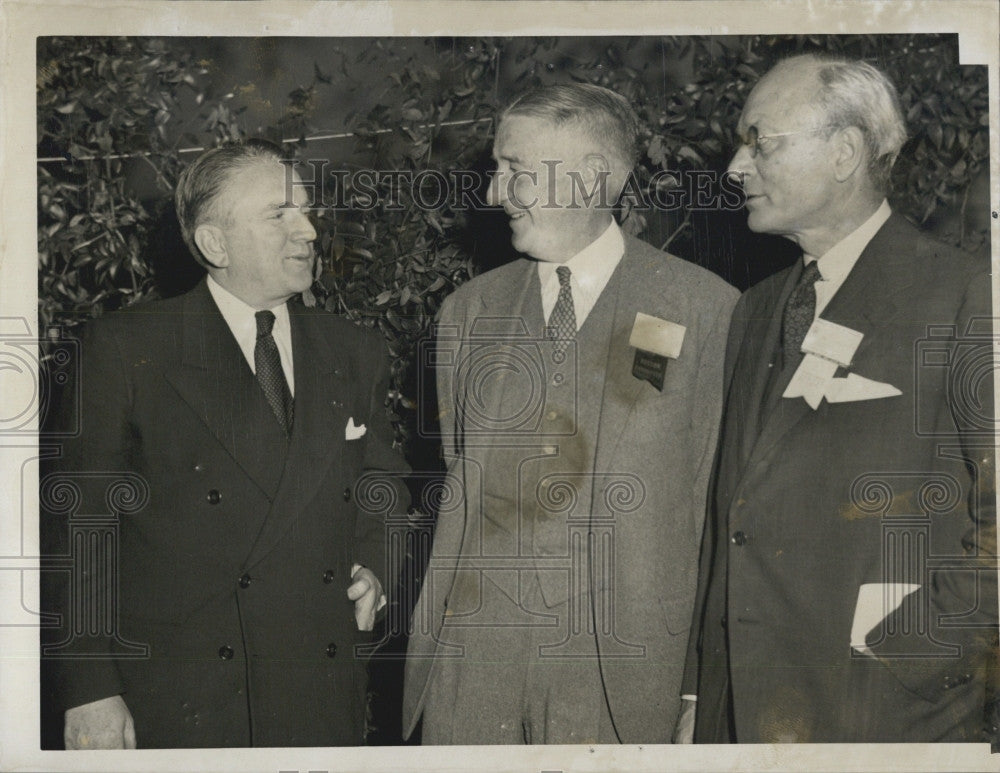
[274,196,311,209]
[494,151,526,165]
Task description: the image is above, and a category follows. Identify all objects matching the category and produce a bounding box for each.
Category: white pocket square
[345,417,367,440]
[850,582,920,655]
[826,373,902,403]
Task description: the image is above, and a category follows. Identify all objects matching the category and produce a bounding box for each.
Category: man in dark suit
[41,140,409,748]
[403,84,738,744]
[678,54,997,743]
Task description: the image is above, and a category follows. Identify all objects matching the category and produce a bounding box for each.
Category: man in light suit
[679,55,997,743]
[403,83,738,744]
[41,140,409,748]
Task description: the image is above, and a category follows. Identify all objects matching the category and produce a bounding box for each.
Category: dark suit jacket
[685,214,997,742]
[41,278,409,747]
[404,234,738,742]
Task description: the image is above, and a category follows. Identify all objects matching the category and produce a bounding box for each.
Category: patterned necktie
[547,265,577,356]
[254,310,293,434]
[781,261,823,361]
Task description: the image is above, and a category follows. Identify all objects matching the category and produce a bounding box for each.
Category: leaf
[928,122,943,150]
[55,101,78,114]
[374,290,392,306]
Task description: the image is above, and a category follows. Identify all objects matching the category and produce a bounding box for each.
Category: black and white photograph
[2,1,998,771]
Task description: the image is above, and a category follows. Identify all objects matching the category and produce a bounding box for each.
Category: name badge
[632,350,668,391]
[629,313,686,392]
[801,318,863,367]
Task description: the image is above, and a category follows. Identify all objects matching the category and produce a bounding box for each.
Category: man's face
[487,115,605,263]
[208,159,317,309]
[728,66,839,246]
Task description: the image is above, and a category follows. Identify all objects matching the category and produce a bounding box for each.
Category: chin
[510,232,533,256]
[745,210,774,235]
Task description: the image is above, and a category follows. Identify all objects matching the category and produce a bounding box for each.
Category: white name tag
[629,312,686,359]
[801,318,864,367]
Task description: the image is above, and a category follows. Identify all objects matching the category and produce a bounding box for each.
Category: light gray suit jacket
[404,234,738,742]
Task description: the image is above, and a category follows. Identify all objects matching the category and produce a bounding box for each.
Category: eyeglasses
[737,125,824,158]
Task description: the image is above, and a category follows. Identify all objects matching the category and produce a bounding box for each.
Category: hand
[672,697,696,744]
[347,564,385,631]
[64,694,136,750]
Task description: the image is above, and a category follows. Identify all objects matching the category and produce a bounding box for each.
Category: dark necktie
[254,310,293,434]
[547,265,577,356]
[781,261,823,361]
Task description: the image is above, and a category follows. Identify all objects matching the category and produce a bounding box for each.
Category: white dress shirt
[206,275,295,395]
[806,199,892,320]
[538,219,625,328]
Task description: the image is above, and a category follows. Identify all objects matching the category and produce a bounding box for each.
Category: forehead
[216,158,308,211]
[493,114,583,159]
[739,65,823,131]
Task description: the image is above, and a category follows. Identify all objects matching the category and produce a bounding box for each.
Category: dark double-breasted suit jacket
[41,278,409,747]
[685,214,998,742]
[403,234,738,742]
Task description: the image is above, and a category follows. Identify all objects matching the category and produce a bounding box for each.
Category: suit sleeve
[353,327,411,593]
[417,293,468,604]
[40,319,129,712]
[866,270,998,706]
[681,289,748,697]
[689,286,740,544]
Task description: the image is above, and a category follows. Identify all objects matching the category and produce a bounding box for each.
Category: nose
[487,168,506,208]
[292,207,317,242]
[727,144,754,179]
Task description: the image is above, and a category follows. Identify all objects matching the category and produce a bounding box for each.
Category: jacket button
[206,489,222,505]
[731,531,748,546]
[720,615,728,628]
[325,642,338,658]
[343,487,351,502]
[193,463,204,472]
[323,569,336,584]
[238,573,251,588]
[218,645,234,660]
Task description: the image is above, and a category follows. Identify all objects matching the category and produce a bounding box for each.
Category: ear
[193,223,230,269]
[832,126,866,183]
[582,152,612,185]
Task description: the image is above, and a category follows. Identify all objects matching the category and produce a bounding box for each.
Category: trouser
[421,570,618,744]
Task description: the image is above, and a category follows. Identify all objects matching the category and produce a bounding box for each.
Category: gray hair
[499,82,642,174]
[778,54,907,192]
[174,139,287,266]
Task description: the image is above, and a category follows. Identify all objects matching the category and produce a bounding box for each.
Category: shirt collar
[538,219,625,296]
[206,274,290,336]
[805,199,891,280]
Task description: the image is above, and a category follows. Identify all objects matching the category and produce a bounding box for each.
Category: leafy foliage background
[35,33,994,745]
[38,34,991,451]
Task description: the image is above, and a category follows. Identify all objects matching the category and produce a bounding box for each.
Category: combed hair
[499,82,642,173]
[780,54,907,192]
[174,139,287,265]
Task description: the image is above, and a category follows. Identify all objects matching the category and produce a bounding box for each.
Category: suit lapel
[478,262,545,443]
[732,267,797,471]
[748,215,916,467]
[593,246,646,477]
[164,280,285,497]
[245,305,346,567]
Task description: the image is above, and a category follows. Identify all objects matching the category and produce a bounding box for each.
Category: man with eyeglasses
[677,54,996,743]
